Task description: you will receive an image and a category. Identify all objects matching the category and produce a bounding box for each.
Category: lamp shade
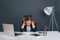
[44,6,54,16]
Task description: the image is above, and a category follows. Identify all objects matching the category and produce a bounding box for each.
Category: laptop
[2,23,23,37]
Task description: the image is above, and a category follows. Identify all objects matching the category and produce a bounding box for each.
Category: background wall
[0,0,60,31]
[56,0,60,32]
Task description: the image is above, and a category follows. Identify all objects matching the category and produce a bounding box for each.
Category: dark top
[20,21,37,32]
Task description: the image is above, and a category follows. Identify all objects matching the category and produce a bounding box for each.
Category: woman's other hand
[32,20,35,29]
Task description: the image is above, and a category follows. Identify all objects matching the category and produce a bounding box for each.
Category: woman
[20,15,36,32]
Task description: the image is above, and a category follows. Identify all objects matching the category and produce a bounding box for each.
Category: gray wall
[0,0,60,31]
[56,0,60,31]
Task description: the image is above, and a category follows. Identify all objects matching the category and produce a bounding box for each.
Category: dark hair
[24,15,32,21]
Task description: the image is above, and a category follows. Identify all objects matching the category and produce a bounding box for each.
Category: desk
[0,31,60,40]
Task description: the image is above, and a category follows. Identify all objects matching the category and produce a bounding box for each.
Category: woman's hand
[32,20,35,29]
[21,21,26,29]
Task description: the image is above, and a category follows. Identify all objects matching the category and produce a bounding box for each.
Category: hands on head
[21,15,35,29]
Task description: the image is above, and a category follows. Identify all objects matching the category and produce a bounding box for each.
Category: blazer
[20,21,37,32]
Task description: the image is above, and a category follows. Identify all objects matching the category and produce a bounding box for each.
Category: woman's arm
[21,21,25,29]
[31,20,37,32]
[32,20,35,29]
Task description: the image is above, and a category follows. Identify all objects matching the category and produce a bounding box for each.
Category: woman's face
[26,20,32,26]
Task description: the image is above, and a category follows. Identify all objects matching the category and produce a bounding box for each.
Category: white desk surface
[0,31,60,40]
